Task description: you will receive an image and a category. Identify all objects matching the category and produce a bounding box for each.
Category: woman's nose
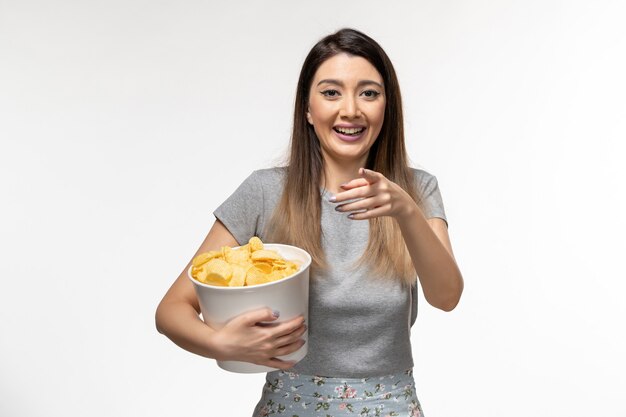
[340,96,361,119]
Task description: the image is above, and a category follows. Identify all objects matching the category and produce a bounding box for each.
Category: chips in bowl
[187,242,311,373]
[190,237,299,287]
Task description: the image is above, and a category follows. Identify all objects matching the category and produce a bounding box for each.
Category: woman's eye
[321,89,340,97]
[362,90,380,99]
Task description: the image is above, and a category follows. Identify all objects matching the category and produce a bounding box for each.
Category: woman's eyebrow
[316,79,383,88]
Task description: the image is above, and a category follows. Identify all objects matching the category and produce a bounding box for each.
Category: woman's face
[307,53,386,166]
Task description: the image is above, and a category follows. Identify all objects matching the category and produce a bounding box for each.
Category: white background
[1,1,625,416]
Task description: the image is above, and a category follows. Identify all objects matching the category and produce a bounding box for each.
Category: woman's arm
[155,219,237,357]
[396,212,463,311]
[331,168,464,311]
[155,219,307,368]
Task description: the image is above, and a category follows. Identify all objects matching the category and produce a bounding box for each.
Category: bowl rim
[187,243,312,291]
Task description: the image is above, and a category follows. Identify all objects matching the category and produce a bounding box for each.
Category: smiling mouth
[333,126,366,136]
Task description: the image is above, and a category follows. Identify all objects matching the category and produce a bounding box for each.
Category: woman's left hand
[331,168,418,221]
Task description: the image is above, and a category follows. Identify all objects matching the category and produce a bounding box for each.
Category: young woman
[156,28,463,417]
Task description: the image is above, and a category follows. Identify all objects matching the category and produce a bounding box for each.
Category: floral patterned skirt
[252,368,424,417]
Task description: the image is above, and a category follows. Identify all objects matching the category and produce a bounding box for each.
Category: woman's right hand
[213,308,307,370]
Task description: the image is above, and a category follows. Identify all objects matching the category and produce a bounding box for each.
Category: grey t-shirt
[213,167,447,377]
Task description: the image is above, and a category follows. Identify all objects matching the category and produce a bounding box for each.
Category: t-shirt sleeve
[213,171,264,245]
[414,169,448,227]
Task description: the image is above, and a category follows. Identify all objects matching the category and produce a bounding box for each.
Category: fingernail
[334,205,342,212]
[348,213,355,219]
[272,310,280,318]
[359,168,365,175]
[339,182,348,187]
[328,195,336,202]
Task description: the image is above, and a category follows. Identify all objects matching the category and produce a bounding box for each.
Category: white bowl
[187,243,311,373]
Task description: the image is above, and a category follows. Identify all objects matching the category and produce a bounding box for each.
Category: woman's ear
[306,108,313,125]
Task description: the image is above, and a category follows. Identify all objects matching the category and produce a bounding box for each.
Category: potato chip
[267,270,287,282]
[225,247,250,264]
[196,267,229,286]
[251,250,282,261]
[252,262,273,274]
[229,264,247,287]
[249,236,263,251]
[245,267,271,286]
[192,251,221,267]
[190,236,299,287]
[201,258,232,283]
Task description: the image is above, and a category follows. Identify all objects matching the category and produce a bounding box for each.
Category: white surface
[1,1,625,416]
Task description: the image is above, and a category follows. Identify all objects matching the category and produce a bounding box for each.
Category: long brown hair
[266,28,424,286]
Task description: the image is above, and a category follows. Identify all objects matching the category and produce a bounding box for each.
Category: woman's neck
[321,154,369,195]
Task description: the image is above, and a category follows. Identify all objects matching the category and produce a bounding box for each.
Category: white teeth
[335,127,364,135]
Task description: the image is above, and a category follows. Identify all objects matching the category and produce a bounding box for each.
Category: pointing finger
[339,178,369,190]
[358,167,381,182]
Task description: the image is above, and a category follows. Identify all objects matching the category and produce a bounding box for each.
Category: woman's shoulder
[248,166,287,186]
[408,166,447,221]
[250,167,287,181]
[409,167,439,190]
